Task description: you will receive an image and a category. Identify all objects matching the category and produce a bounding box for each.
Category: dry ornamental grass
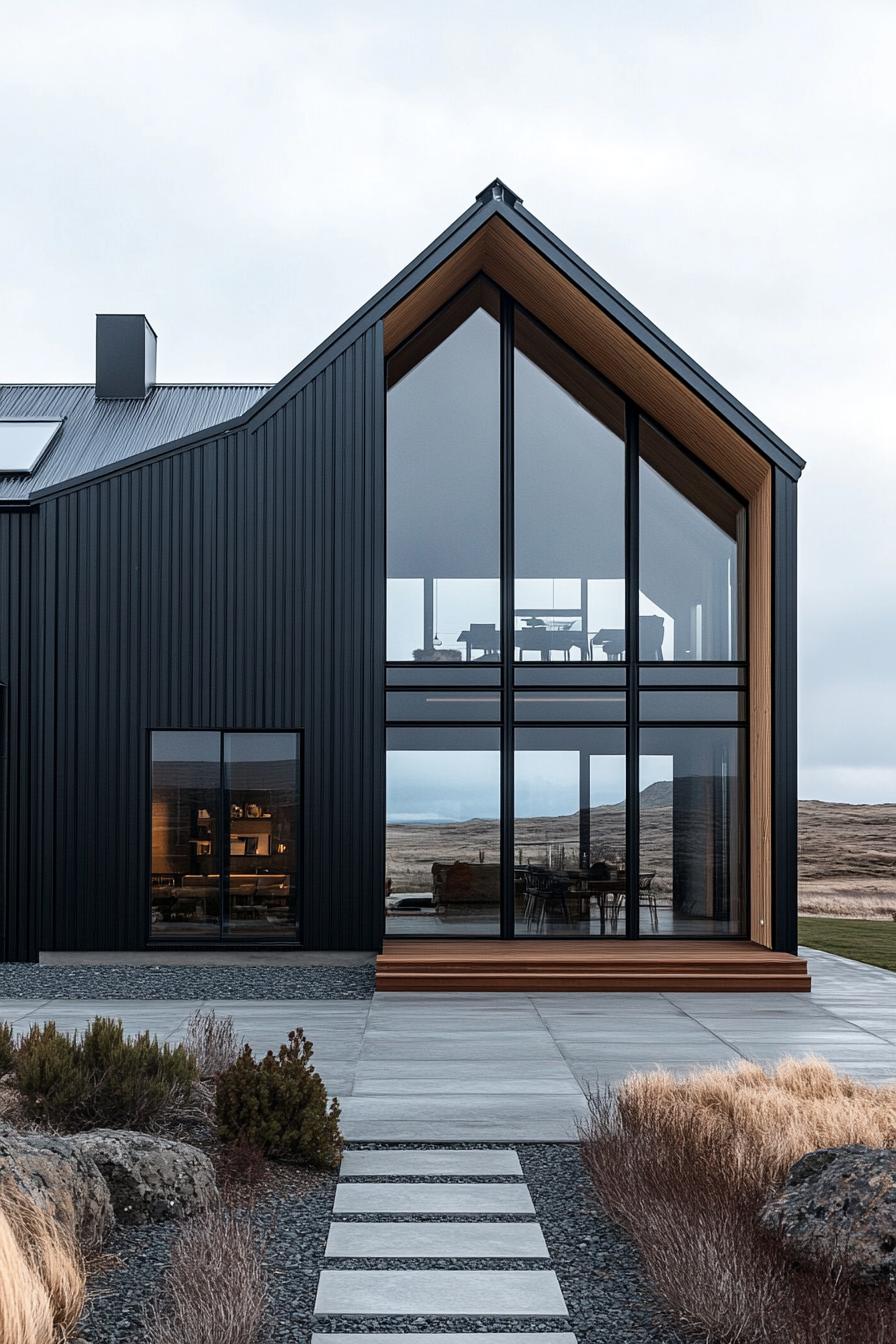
[142,1207,267,1344]
[580,1058,896,1344]
[0,1180,86,1344]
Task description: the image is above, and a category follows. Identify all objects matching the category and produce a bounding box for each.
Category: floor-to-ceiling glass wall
[384,283,748,939]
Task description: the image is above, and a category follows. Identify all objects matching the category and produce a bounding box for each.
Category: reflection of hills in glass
[386,780,675,892]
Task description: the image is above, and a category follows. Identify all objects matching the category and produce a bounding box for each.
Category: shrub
[14,1017,198,1132]
[143,1208,267,1344]
[182,1009,244,1080]
[215,1030,342,1168]
[579,1059,896,1344]
[0,1022,14,1075]
[0,1179,85,1344]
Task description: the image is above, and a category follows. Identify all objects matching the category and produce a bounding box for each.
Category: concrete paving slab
[312,1335,577,1343]
[333,1182,535,1215]
[325,1221,549,1258]
[314,1269,568,1316]
[340,1149,523,1177]
[340,1095,589,1143]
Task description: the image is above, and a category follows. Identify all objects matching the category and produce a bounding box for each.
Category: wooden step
[376,970,811,993]
[375,939,811,993]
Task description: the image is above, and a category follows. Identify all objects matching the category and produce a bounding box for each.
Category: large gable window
[514,314,626,662]
[386,279,501,663]
[639,419,745,662]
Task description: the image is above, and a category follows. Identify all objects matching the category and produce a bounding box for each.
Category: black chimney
[95,314,157,399]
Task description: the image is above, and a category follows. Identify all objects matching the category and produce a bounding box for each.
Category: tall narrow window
[640,726,745,934]
[150,732,221,938]
[639,420,745,661]
[387,280,501,663]
[224,733,299,936]
[150,730,300,940]
[386,726,501,935]
[514,314,626,661]
[515,726,627,935]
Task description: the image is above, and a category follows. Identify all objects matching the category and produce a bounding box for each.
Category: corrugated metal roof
[0,383,271,501]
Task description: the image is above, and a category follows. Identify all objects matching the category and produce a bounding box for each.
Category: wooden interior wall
[383,216,774,947]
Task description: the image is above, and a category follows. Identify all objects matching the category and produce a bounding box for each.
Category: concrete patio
[2,948,895,1141]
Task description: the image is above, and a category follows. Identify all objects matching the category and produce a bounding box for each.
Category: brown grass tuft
[580,1058,896,1344]
[142,1207,267,1344]
[0,1180,86,1343]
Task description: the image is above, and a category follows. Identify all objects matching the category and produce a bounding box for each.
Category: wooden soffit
[383,215,770,500]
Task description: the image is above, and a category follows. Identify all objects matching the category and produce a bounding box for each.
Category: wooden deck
[376,939,811,992]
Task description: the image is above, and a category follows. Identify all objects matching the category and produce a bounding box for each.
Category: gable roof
[2,179,803,503]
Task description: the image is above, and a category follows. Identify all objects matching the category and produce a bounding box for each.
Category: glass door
[514,726,628,936]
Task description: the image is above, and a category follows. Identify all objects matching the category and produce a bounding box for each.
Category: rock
[68,1129,217,1225]
[760,1144,896,1285]
[0,1129,115,1246]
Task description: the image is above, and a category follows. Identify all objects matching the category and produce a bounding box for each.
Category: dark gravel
[76,1143,685,1343]
[0,963,375,1000]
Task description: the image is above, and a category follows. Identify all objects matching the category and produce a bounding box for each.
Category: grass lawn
[799,915,896,972]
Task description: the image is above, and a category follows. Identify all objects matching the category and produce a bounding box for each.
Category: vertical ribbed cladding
[772,467,798,954]
[1,321,385,957]
[0,510,36,959]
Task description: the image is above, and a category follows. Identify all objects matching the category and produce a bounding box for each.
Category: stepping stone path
[312,1147,576,1340]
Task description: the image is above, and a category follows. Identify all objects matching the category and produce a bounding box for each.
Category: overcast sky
[3,1,894,803]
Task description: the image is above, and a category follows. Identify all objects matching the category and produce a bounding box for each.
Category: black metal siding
[0,508,39,961]
[1,326,384,958]
[772,467,799,953]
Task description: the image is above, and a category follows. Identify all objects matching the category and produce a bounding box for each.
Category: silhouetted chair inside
[639,870,658,930]
[521,867,572,933]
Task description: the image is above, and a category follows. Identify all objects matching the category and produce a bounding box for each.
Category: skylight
[0,419,63,473]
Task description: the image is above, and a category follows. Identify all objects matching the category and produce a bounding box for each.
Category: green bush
[215,1029,342,1168]
[14,1017,198,1131]
[0,1021,14,1074]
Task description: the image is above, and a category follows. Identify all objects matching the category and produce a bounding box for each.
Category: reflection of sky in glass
[387,750,501,823]
[515,751,626,817]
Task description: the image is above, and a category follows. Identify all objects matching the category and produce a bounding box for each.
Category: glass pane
[515,726,627,936]
[515,665,626,687]
[514,691,625,722]
[387,691,500,722]
[224,733,299,938]
[514,314,625,662]
[150,731,221,938]
[639,665,744,687]
[639,691,744,721]
[387,282,501,662]
[388,666,501,687]
[386,726,500,935]
[640,726,744,935]
[639,419,745,661]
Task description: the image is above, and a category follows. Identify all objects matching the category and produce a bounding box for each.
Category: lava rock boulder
[68,1129,217,1225]
[0,1128,115,1246]
[760,1143,896,1285]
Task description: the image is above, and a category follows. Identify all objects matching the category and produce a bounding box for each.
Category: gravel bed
[0,963,375,1000]
[76,1143,684,1344]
